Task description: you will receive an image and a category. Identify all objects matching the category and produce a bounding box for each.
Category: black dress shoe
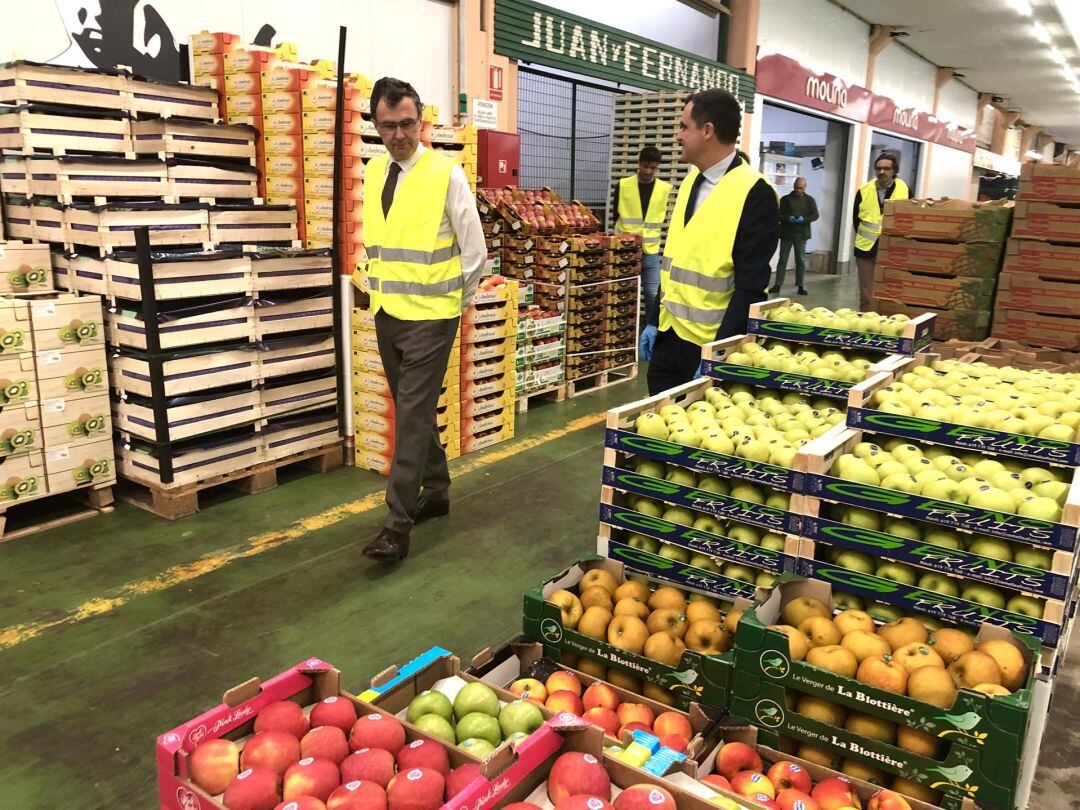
[414,492,450,524]
[363,527,410,562]
[797,287,809,296]
[768,285,780,294]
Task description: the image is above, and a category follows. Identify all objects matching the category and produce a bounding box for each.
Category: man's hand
[639,324,658,361]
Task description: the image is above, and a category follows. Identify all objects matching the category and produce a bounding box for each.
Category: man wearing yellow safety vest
[361,77,486,563]
[613,145,673,320]
[639,89,778,396]
[853,152,909,310]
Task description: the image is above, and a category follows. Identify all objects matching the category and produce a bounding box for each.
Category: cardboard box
[224,93,262,118]
[876,234,1004,278]
[43,436,114,494]
[303,109,337,133]
[995,270,1080,317]
[303,132,336,156]
[1002,238,1080,282]
[883,198,1012,244]
[0,242,51,293]
[1018,162,1080,204]
[873,296,990,341]
[992,309,1080,352]
[261,112,302,136]
[264,174,304,199]
[191,52,225,78]
[223,47,280,75]
[1011,200,1080,244]
[302,81,339,111]
[189,30,241,56]
[304,174,335,199]
[223,71,260,95]
[260,63,317,94]
[304,154,336,177]
[874,266,995,310]
[263,132,303,156]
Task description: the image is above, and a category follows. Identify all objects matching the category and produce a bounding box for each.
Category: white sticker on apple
[584,754,598,764]
[407,769,423,780]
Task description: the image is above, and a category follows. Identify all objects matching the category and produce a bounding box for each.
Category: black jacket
[646,155,778,340]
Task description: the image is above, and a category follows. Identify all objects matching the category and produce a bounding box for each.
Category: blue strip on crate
[846,407,1080,468]
[699,359,853,400]
[605,539,760,601]
[800,515,1072,600]
[803,472,1078,551]
[796,559,1061,647]
[605,428,800,492]
[602,465,794,534]
[747,318,932,355]
[366,646,453,696]
[599,502,792,574]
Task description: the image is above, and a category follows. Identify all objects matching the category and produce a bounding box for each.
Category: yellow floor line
[0,411,607,650]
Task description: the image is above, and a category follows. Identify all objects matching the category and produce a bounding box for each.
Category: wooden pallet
[565,362,638,399]
[515,383,566,414]
[0,483,114,543]
[120,441,343,520]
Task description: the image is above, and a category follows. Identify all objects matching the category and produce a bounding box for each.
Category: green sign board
[494,0,755,109]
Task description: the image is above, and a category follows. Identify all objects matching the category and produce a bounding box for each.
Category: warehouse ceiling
[833,0,1080,147]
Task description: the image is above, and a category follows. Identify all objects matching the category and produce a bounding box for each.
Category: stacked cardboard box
[427,124,479,193]
[992,163,1080,352]
[874,198,1012,341]
[460,284,517,453]
[351,308,460,475]
[331,73,377,275]
[516,289,567,398]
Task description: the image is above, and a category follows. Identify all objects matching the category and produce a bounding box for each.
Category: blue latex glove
[693,364,703,380]
[794,215,804,223]
[640,324,658,361]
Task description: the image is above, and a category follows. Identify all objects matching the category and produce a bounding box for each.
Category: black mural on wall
[57,0,277,83]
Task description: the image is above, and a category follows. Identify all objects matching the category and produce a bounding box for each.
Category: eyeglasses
[375,118,419,135]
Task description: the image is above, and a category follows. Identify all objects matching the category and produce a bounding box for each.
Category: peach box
[303,132,335,156]
[262,133,303,156]
[223,71,260,95]
[302,82,339,111]
[189,31,241,56]
[261,90,301,115]
[261,153,303,178]
[304,154,335,177]
[223,93,261,117]
[304,175,335,200]
[264,175,304,198]
[191,52,225,78]
[302,109,337,133]
[260,63,317,93]
[223,47,279,75]
[261,112,302,136]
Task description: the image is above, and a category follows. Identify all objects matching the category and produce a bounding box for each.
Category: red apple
[652,712,692,742]
[715,742,763,779]
[546,752,612,805]
[582,683,620,713]
[340,749,396,788]
[731,772,775,800]
[311,697,359,734]
[302,727,350,765]
[243,731,302,779]
[256,701,310,739]
[396,739,450,776]
[546,690,585,716]
[387,767,446,810]
[189,738,240,795]
[866,791,911,810]
[768,762,812,794]
[749,797,780,810]
[557,797,612,810]
[582,707,620,737]
[223,767,281,810]
[349,714,406,755]
[445,764,482,800]
[617,722,652,739]
[616,703,655,729]
[274,799,327,810]
[546,671,583,697]
[700,774,733,793]
[659,735,689,753]
[284,758,341,802]
[613,784,677,810]
[327,781,388,810]
[776,789,819,810]
[812,777,860,810]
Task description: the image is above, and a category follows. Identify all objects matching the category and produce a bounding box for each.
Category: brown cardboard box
[876,234,1004,278]
[1012,201,1080,244]
[883,197,1012,243]
[1003,238,1080,281]
[874,296,990,341]
[874,266,996,309]
[992,309,1080,351]
[1019,163,1080,204]
[996,270,1080,317]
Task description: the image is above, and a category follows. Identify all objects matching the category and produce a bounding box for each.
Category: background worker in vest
[613,146,672,319]
[362,77,486,563]
[853,152,909,310]
[638,89,778,396]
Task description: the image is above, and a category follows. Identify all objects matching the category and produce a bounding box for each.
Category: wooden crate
[28,294,105,352]
[1,197,34,240]
[114,387,261,443]
[0,62,127,110]
[208,204,299,245]
[105,299,254,350]
[260,370,337,419]
[63,203,211,252]
[30,199,66,244]
[166,158,259,200]
[131,118,257,163]
[0,476,113,543]
[565,362,637,396]
[66,250,252,300]
[43,436,115,494]
[254,290,334,338]
[28,155,168,202]
[125,76,219,120]
[0,104,133,155]
[34,345,107,401]
[874,265,995,310]
[109,347,258,398]
[0,157,30,195]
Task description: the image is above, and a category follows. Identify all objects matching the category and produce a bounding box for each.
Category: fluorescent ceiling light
[1010,0,1033,15]
[1033,22,1052,43]
[1050,47,1067,64]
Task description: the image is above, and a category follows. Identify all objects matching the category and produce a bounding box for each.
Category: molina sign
[494,0,755,108]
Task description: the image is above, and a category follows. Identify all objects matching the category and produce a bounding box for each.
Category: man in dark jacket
[770,177,818,296]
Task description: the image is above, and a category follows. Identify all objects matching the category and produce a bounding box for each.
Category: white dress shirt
[384,144,486,313]
[689,148,739,214]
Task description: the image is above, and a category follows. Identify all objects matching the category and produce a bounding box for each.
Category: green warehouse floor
[0,273,1076,807]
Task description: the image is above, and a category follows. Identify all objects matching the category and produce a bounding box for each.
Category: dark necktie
[684,171,708,225]
[382,161,402,218]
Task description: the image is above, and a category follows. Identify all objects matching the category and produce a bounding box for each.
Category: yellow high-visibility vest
[659,161,766,346]
[616,175,672,255]
[854,177,910,252]
[363,149,462,320]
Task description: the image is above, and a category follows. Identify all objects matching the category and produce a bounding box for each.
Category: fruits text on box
[747,318,934,356]
[701,359,855,400]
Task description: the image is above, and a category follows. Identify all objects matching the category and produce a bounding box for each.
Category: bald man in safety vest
[614,146,673,320]
[361,76,486,563]
[853,152,909,309]
[639,89,778,395]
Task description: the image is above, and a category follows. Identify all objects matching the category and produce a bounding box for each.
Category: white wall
[872,46,936,111]
[938,81,978,129]
[925,145,974,200]
[757,0,869,85]
[538,0,721,59]
[0,0,456,115]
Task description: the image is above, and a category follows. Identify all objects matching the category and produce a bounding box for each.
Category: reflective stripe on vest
[363,149,462,320]
[854,177,909,252]
[615,175,672,255]
[659,161,768,345]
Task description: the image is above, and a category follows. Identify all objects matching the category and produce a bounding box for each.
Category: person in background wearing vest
[771,177,818,296]
[638,89,778,396]
[613,146,673,321]
[361,77,486,563]
[853,152,909,310]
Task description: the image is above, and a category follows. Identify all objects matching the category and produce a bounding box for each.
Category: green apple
[634,459,667,479]
[890,444,924,464]
[415,714,456,744]
[659,405,688,424]
[702,434,736,454]
[921,478,962,502]
[765,493,789,510]
[839,507,881,531]
[627,533,660,553]
[760,533,786,551]
[723,564,756,583]
[1013,546,1053,569]
[836,456,880,486]
[457,712,503,746]
[833,592,865,611]
[884,519,921,541]
[459,737,496,758]
[499,700,544,738]
[874,461,908,480]
[634,413,669,440]
[961,584,1006,609]
[867,602,904,622]
[693,516,725,535]
[923,529,963,549]
[697,476,730,496]
[730,484,764,504]
[631,497,664,518]
[880,473,921,494]
[658,543,691,563]
[968,535,1012,561]
[1020,467,1057,487]
[918,572,960,597]
[665,467,697,487]
[1017,496,1062,522]
[687,401,716,418]
[989,471,1026,491]
[408,690,454,724]
[833,550,875,575]
[875,561,917,585]
[771,446,797,467]
[728,524,762,546]
[454,682,501,720]
[1033,481,1069,504]
[669,426,702,448]
[756,572,778,588]
[690,554,721,572]
[1006,594,1045,619]
[958,477,991,498]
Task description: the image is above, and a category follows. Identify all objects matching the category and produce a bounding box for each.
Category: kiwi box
[728,578,1051,810]
[522,556,738,712]
[0,241,52,293]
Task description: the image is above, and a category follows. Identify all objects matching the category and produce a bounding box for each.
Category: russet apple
[782,597,830,627]
[797,616,842,648]
[834,609,875,637]
[844,713,895,744]
[614,581,652,603]
[614,597,651,620]
[546,752,612,805]
[580,606,614,640]
[189,738,240,796]
[972,683,1011,697]
[896,726,939,758]
[841,630,891,663]
[725,609,745,636]
[648,587,688,613]
[643,682,675,706]
[841,758,886,785]
[877,618,927,651]
[796,695,847,726]
[767,761,812,793]
[548,590,584,629]
[284,757,341,802]
[888,778,937,804]
[977,639,1027,690]
[686,601,723,624]
[644,631,686,666]
[856,655,908,695]
[806,645,858,677]
[608,615,649,655]
[797,745,840,771]
[685,619,730,654]
[224,767,281,810]
[547,670,583,697]
[949,650,1002,689]
[769,625,810,661]
[581,586,615,611]
[928,628,973,666]
[906,666,957,709]
[647,608,689,639]
[892,642,944,672]
[715,741,762,778]
[606,669,643,693]
[581,569,620,594]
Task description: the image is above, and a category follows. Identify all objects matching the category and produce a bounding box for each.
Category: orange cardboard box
[262,153,304,178]
[260,63,317,93]
[224,93,262,117]
[265,175,304,198]
[304,175,335,200]
[261,113,302,136]
[223,71,261,95]
[303,132,335,156]
[340,107,378,137]
[304,154,335,177]
[223,47,280,75]
[190,30,241,56]
[261,91,301,115]
[302,81,339,111]
[305,197,335,220]
[303,109,337,134]
[263,133,303,156]
[192,52,225,79]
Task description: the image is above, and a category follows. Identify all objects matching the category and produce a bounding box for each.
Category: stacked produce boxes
[873,198,1012,341]
[992,163,1080,353]
[460,282,517,453]
[516,289,567,404]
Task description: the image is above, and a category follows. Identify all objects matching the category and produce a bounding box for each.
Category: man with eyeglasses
[853,152,908,310]
[361,77,485,564]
